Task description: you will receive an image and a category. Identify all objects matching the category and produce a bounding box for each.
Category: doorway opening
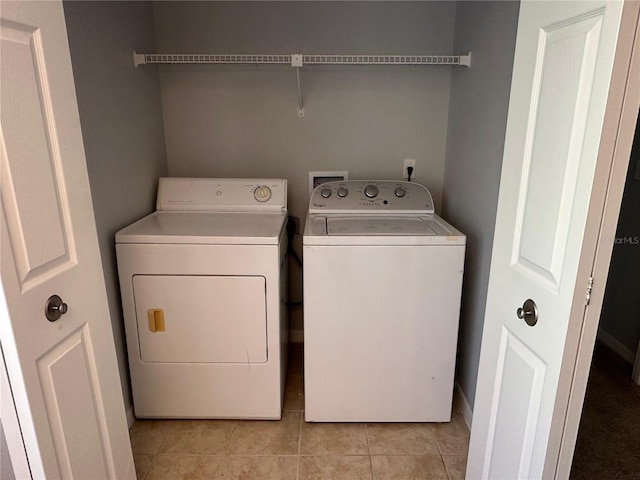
[571,110,640,479]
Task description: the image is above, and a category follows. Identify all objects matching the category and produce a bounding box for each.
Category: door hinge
[585,277,594,306]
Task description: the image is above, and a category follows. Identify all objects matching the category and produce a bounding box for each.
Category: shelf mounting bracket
[292,53,304,117]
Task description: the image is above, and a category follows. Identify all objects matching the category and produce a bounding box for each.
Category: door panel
[486,327,546,480]
[515,10,604,290]
[38,327,109,479]
[1,18,76,290]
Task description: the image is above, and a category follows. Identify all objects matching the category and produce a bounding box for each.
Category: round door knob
[517,299,538,326]
[321,188,332,198]
[364,184,379,198]
[337,187,349,198]
[395,186,406,198]
[45,295,68,322]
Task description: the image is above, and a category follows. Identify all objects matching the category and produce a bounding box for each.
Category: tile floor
[130,345,469,480]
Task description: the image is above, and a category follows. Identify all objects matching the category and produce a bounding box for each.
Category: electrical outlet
[403,159,416,180]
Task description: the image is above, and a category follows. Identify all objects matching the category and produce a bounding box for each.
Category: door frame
[633,333,640,384]
[544,2,640,477]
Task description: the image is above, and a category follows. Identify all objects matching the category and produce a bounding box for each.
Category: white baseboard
[126,404,135,429]
[597,328,636,364]
[454,380,472,430]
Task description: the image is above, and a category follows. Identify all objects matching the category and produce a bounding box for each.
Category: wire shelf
[132,51,471,117]
[303,55,464,65]
[134,52,471,67]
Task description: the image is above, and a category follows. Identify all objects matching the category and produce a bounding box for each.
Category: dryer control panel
[156,177,287,212]
[309,180,434,214]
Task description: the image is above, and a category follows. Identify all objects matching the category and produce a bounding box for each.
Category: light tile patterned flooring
[130,345,469,480]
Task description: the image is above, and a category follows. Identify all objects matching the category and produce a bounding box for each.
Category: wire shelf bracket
[133,51,472,116]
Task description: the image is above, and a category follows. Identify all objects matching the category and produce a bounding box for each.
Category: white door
[467,1,623,479]
[0,2,134,478]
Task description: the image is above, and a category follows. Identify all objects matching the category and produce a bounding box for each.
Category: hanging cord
[286,216,303,307]
[287,216,303,268]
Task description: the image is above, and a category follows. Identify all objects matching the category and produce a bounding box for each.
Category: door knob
[517,299,538,326]
[45,295,68,322]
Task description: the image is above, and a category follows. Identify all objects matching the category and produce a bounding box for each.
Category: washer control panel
[157,177,287,211]
[309,180,434,214]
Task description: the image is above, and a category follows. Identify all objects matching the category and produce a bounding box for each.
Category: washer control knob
[337,187,349,198]
[254,186,272,202]
[320,188,332,198]
[364,184,379,198]
[395,186,407,198]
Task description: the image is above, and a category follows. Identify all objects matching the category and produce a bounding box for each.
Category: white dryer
[116,178,288,419]
[303,180,465,422]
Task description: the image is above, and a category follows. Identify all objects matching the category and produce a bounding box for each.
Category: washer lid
[327,217,437,236]
[304,214,465,246]
[115,211,286,245]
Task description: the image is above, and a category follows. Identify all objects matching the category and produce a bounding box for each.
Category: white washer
[116,178,288,419]
[303,180,465,422]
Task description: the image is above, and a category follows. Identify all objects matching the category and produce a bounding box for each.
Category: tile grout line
[434,425,445,457]
[296,411,303,480]
[296,355,303,480]
[441,454,455,480]
[145,453,303,457]
[226,423,239,456]
[216,422,240,477]
[365,424,375,480]
[145,422,168,480]
[435,423,445,479]
[433,425,452,479]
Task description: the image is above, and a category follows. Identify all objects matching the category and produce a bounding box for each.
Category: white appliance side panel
[303,244,465,422]
[133,275,267,364]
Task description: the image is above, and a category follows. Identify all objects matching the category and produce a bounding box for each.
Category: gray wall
[153,0,457,336]
[443,1,520,408]
[64,1,168,411]
[599,115,640,355]
[154,2,456,222]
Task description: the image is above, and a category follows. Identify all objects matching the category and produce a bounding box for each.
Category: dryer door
[133,275,267,363]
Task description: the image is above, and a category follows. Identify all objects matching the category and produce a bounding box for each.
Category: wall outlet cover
[403,159,416,180]
[309,171,349,196]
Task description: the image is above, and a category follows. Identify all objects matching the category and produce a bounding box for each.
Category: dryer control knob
[364,184,379,198]
[395,186,406,198]
[254,186,272,202]
[321,188,332,198]
[337,187,349,198]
